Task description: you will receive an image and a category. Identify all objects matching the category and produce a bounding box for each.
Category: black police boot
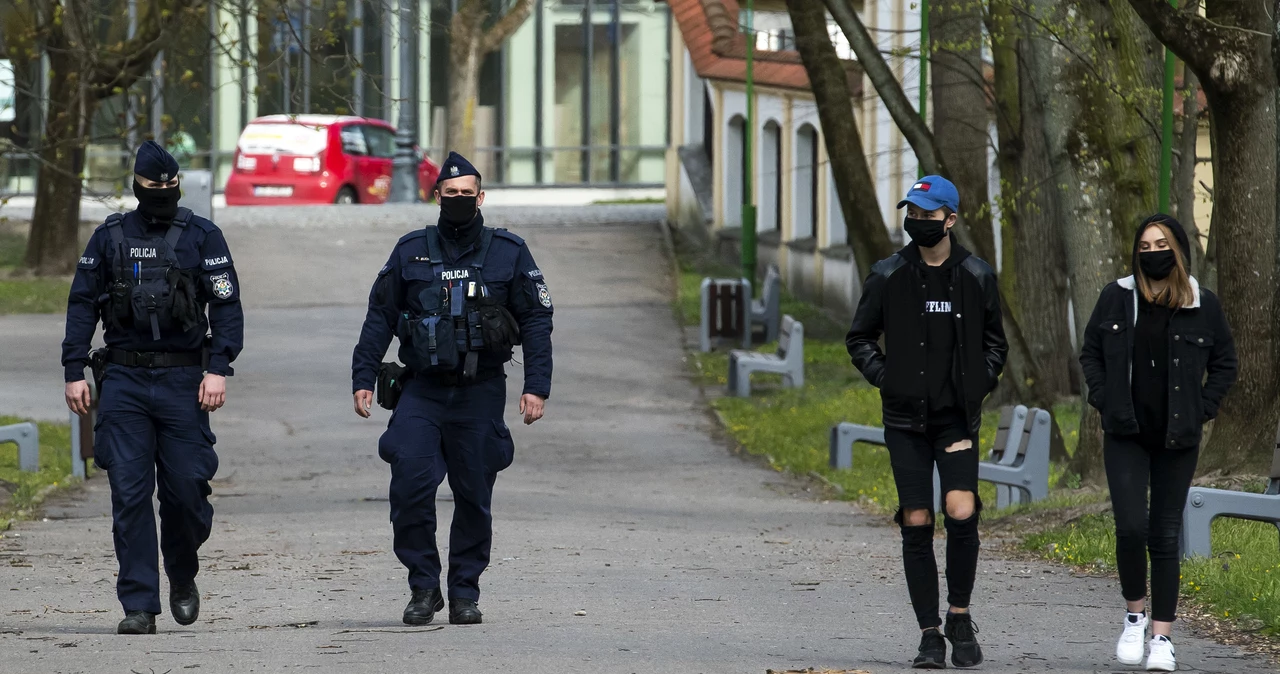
[448,598,483,625]
[912,627,947,669]
[170,581,200,626]
[945,612,984,668]
[402,588,445,626]
[117,611,157,635]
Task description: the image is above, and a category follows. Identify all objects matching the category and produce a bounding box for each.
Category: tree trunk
[788,0,894,277]
[24,49,89,275]
[1094,0,1164,263]
[446,0,487,158]
[930,0,996,263]
[1198,90,1279,473]
[445,0,533,158]
[1127,0,1280,473]
[1174,65,1207,273]
[1016,0,1127,480]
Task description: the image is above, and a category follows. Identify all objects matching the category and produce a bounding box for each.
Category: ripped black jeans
[885,423,982,630]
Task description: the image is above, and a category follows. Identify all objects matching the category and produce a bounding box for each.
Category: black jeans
[1103,433,1199,623]
[886,424,982,629]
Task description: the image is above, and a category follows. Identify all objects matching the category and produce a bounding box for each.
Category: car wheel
[334,186,357,205]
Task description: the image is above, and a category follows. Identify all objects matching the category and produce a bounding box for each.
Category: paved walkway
[0,206,1268,672]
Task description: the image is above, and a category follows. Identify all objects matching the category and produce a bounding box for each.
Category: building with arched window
[664,0,923,314]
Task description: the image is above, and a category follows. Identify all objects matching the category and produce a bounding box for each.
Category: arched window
[760,120,781,232]
[725,114,745,227]
[793,124,819,239]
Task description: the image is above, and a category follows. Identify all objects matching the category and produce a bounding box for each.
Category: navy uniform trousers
[378,375,515,601]
[95,364,218,615]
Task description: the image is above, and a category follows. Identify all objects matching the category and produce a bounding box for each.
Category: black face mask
[1139,249,1177,280]
[134,181,181,221]
[905,216,948,248]
[438,194,480,244]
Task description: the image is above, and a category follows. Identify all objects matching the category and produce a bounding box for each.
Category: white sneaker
[1116,613,1148,665]
[1146,635,1176,671]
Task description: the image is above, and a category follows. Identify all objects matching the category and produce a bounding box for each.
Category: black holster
[89,347,108,392]
[376,362,409,410]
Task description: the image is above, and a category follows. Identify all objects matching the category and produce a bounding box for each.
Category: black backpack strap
[164,208,192,249]
[104,214,126,277]
[472,228,494,271]
[424,226,445,277]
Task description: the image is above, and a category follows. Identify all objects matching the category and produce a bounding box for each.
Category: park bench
[726,315,804,397]
[750,265,782,344]
[0,421,39,473]
[827,405,1051,512]
[1180,425,1280,559]
[699,277,752,352]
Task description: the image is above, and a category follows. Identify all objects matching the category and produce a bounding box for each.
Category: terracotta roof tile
[667,0,862,95]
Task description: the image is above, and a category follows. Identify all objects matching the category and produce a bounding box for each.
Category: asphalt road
[0,205,1269,673]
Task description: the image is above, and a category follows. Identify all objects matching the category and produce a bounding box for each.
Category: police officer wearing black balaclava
[351,152,553,626]
[61,141,244,634]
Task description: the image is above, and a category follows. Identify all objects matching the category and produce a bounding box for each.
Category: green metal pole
[1159,0,1175,213]
[918,0,928,179]
[742,0,757,295]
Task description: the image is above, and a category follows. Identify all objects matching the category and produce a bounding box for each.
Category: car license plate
[253,186,293,198]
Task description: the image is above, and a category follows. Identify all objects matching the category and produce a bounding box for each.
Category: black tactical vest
[104,208,201,340]
[397,227,519,378]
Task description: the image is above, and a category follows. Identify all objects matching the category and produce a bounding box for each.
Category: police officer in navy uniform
[61,141,244,635]
[352,152,553,626]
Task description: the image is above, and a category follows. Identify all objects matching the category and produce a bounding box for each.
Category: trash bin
[182,169,214,222]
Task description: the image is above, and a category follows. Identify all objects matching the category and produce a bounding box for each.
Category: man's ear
[476,191,485,208]
[946,212,959,229]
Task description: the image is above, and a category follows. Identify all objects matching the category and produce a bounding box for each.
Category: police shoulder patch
[209,272,235,300]
[536,281,552,308]
[77,255,98,269]
[526,268,543,280]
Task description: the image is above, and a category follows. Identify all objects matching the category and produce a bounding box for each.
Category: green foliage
[0,416,80,519]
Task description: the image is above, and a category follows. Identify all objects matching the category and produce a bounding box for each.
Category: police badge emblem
[536,281,552,308]
[210,272,234,300]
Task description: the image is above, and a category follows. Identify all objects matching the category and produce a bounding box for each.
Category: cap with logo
[134,140,181,183]
[435,151,481,185]
[896,175,960,213]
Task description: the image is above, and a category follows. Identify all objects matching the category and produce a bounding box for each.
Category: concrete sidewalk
[0,211,1268,673]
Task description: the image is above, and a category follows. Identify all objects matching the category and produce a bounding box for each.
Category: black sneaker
[945,612,984,667]
[913,627,947,669]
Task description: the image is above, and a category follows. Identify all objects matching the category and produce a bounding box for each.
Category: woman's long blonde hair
[1136,221,1195,308]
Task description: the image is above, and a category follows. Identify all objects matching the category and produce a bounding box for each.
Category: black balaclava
[435,150,484,247]
[1133,213,1191,281]
[132,140,182,222]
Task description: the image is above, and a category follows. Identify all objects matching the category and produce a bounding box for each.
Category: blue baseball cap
[896,175,960,213]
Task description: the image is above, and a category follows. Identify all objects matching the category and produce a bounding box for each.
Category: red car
[223,115,441,205]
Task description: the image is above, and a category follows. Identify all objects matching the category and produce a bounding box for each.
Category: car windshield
[237,122,328,156]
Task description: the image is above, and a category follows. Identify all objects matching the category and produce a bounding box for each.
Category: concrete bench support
[0,422,39,473]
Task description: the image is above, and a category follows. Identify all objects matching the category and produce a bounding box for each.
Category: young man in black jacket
[846,176,1007,669]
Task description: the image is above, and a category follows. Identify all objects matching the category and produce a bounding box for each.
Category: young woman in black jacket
[1079,214,1237,672]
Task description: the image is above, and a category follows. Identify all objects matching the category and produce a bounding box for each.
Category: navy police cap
[436,151,482,185]
[134,140,180,183]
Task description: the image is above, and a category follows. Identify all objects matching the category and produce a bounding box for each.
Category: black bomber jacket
[845,236,1008,435]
